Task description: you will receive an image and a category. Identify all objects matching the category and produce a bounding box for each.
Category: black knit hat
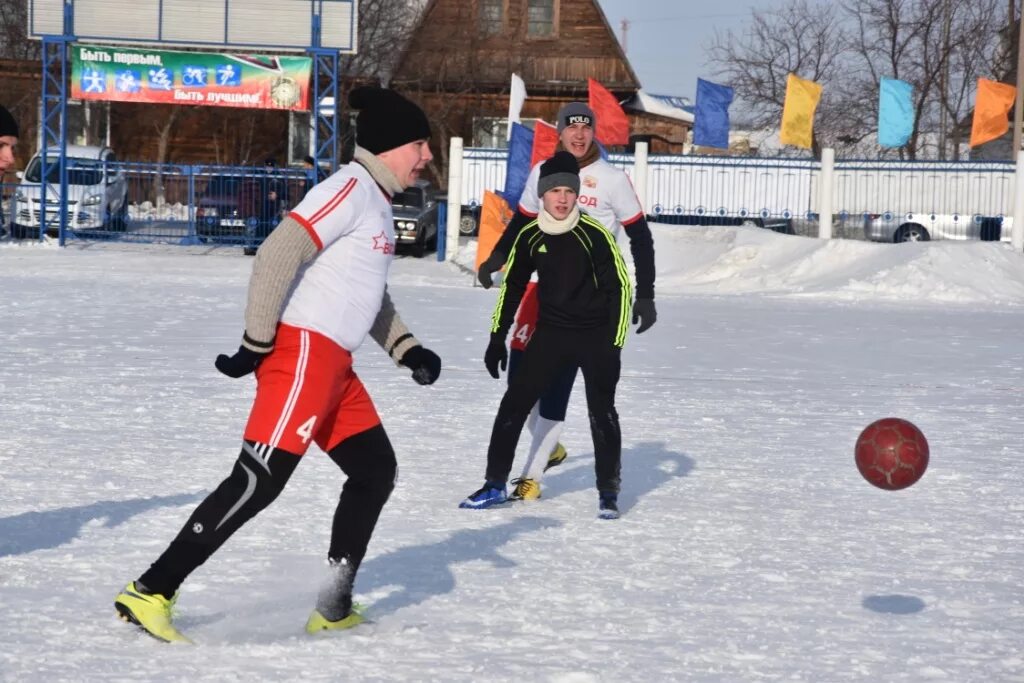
[349,86,431,154]
[0,105,18,138]
[537,151,580,197]
[556,102,595,133]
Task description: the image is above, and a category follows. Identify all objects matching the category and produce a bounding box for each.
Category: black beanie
[349,86,431,154]
[537,151,580,197]
[0,105,18,138]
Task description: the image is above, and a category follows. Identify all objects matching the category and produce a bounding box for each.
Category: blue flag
[878,77,913,148]
[693,78,733,149]
[502,122,534,206]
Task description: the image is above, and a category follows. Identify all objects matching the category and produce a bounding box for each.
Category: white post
[633,141,650,215]
[445,136,463,261]
[1013,150,1024,251]
[818,147,835,240]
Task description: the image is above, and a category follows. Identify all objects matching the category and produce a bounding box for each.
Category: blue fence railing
[2,162,309,249]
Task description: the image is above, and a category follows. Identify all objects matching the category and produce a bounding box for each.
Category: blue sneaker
[459,481,508,509]
[598,492,620,520]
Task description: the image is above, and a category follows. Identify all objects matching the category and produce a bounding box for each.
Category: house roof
[623,91,695,124]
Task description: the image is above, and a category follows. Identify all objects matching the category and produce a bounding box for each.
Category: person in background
[114,86,441,643]
[461,151,632,520]
[475,102,656,502]
[0,105,19,234]
[0,105,18,176]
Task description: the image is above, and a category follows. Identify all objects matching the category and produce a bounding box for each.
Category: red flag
[530,120,558,167]
[587,78,629,145]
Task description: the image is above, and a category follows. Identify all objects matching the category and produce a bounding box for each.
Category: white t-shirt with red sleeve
[517,156,644,242]
[281,162,396,353]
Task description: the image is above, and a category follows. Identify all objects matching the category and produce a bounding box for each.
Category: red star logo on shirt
[372,231,394,254]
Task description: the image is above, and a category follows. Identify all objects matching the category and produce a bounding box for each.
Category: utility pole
[1014,0,1024,157]
[620,18,630,54]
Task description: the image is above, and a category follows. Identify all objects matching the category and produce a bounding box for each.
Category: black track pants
[486,325,622,493]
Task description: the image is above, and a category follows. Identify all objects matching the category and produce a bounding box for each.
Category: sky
[1,227,1022,680]
[596,0,785,100]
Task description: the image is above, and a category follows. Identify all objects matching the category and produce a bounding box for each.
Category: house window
[527,0,556,38]
[479,0,503,36]
[473,116,541,148]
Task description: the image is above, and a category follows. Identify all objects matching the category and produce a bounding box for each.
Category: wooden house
[390,0,690,163]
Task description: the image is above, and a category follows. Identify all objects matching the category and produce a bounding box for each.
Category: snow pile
[456,224,1024,306]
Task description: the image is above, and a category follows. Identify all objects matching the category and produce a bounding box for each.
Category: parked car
[195,172,291,254]
[864,212,1013,242]
[392,180,439,257]
[11,145,127,238]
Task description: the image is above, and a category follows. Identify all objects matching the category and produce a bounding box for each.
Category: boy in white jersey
[476,103,657,502]
[115,87,441,643]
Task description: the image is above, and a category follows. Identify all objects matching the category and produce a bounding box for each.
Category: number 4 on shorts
[296,416,317,444]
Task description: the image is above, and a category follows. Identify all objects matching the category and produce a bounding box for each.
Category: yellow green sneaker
[305,604,366,634]
[508,477,541,501]
[114,582,192,644]
[544,443,568,471]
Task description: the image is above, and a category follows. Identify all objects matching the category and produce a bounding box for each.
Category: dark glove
[215,345,269,378]
[484,335,508,379]
[477,250,506,289]
[400,345,442,385]
[632,298,657,334]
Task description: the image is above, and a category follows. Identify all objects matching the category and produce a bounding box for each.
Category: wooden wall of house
[393,0,639,95]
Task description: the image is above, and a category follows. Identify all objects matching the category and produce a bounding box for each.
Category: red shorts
[243,324,381,455]
[510,282,539,351]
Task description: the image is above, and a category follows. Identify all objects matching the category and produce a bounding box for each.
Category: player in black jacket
[460,152,631,519]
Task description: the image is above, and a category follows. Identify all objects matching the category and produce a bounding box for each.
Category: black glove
[477,251,506,289]
[632,298,657,334]
[400,345,441,385]
[215,345,269,378]
[484,335,508,379]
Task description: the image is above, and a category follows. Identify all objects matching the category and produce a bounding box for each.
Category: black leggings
[139,425,396,599]
[487,325,621,493]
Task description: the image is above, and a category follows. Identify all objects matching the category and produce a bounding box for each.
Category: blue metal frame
[33,1,342,248]
[309,5,341,176]
[40,1,73,245]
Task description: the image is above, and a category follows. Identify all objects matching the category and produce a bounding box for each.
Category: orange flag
[475,190,513,272]
[530,120,559,168]
[587,78,630,145]
[969,78,1016,148]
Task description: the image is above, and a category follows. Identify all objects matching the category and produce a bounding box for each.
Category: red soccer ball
[854,418,930,490]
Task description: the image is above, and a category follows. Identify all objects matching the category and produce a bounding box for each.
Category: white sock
[521,417,565,481]
[525,403,539,438]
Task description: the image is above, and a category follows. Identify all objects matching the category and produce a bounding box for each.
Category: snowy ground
[1,226,1022,682]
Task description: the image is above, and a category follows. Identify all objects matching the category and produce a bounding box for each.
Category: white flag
[507,73,527,140]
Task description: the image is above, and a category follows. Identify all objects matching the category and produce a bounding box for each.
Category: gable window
[479,0,504,36]
[527,0,556,38]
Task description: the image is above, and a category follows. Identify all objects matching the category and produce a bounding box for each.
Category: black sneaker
[598,492,620,520]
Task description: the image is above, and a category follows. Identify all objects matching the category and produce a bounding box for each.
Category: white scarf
[353,146,405,196]
[538,206,580,235]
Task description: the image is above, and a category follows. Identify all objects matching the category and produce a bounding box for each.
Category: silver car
[864,212,1012,242]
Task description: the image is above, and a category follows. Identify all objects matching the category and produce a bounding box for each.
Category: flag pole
[1013,3,1024,157]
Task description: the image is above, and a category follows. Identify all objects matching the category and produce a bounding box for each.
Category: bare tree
[708,0,1008,159]
[0,0,41,61]
[936,0,1005,158]
[708,0,849,158]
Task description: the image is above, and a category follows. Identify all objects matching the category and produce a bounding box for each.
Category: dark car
[195,172,293,254]
[392,181,439,257]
